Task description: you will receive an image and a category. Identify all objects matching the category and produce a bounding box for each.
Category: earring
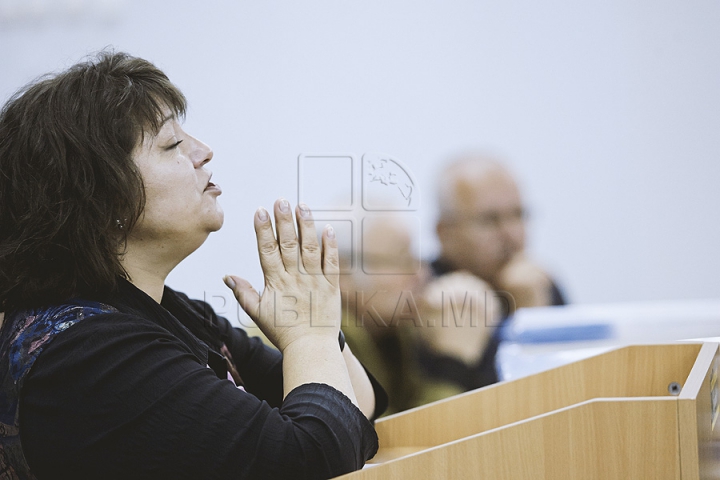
[116,219,124,230]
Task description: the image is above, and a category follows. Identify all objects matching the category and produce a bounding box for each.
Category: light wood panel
[374,343,700,449]
[344,398,680,479]
[335,343,720,479]
[678,343,720,479]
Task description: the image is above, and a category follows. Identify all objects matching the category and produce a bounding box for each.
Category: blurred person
[340,216,456,413]
[0,51,386,479]
[416,154,566,392]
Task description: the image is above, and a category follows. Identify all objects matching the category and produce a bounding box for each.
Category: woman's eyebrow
[159,114,174,126]
[153,115,177,138]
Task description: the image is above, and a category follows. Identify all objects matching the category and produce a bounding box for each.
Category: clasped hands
[223,199,341,353]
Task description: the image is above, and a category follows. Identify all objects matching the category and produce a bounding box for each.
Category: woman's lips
[204,182,222,194]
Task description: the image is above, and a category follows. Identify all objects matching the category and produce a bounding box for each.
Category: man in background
[339,216,437,414]
[416,154,566,392]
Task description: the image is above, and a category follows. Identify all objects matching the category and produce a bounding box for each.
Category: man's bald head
[436,156,516,216]
[435,154,527,285]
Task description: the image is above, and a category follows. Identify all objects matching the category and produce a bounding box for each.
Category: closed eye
[164,139,184,151]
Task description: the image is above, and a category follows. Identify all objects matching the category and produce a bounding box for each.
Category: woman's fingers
[252,199,337,287]
[223,275,261,321]
[296,203,323,275]
[253,207,285,284]
[274,198,300,273]
[322,225,340,288]
[228,202,342,352]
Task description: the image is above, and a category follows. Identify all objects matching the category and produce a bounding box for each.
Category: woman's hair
[0,51,187,310]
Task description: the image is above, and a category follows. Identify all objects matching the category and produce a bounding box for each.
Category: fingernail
[257,207,268,222]
[299,204,310,218]
[326,225,335,239]
[223,275,236,289]
[279,199,290,213]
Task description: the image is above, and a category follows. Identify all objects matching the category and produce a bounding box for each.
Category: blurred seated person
[340,216,455,413]
[416,154,566,393]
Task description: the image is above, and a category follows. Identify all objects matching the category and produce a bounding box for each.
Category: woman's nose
[190,135,213,168]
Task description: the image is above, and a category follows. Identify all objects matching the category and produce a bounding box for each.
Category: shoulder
[35,308,202,367]
[2,301,119,383]
[8,299,206,391]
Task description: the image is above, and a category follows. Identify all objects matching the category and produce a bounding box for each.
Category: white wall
[2,0,719,322]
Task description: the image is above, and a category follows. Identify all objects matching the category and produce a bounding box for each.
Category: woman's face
[130,112,223,254]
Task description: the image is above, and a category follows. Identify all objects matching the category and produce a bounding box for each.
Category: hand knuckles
[301,243,320,255]
[280,240,298,251]
[260,242,279,255]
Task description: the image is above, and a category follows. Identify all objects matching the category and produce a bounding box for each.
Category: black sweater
[18,279,379,479]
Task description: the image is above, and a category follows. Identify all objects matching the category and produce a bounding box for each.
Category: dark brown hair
[0,51,186,310]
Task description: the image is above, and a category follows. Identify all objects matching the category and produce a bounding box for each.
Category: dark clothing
[417,258,566,391]
[0,300,119,480]
[1,278,380,480]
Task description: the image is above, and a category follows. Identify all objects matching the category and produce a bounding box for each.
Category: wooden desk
[337,343,720,479]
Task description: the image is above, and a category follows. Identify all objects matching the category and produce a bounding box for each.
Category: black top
[18,279,380,479]
[417,258,566,391]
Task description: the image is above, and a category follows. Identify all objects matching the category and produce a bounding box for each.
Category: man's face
[437,169,526,284]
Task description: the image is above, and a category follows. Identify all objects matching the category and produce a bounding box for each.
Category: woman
[0,51,385,479]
